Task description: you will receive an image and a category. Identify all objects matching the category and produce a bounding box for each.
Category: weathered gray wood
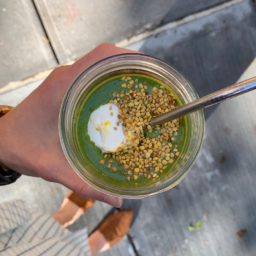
[0,176,67,214]
[0,0,57,87]
[1,1,256,255]
[129,0,256,117]
[129,62,256,255]
[34,0,228,63]
[162,0,228,24]
[127,1,256,255]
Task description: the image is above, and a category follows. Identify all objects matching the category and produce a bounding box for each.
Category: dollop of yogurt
[88,103,127,152]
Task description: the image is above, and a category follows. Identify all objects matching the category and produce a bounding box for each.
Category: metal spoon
[149,76,256,126]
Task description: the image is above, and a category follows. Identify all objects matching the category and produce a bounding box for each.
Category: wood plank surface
[127,1,256,255]
[129,60,256,255]
[34,0,228,63]
[0,1,256,255]
[0,0,57,87]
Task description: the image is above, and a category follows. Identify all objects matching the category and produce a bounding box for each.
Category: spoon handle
[149,76,256,126]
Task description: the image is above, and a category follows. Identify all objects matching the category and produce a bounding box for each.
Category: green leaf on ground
[188,220,203,232]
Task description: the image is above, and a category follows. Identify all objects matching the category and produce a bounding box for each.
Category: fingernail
[103,195,123,208]
[114,197,123,208]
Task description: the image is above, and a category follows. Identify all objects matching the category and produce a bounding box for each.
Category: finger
[57,166,122,207]
[76,184,123,208]
[40,44,137,100]
[69,43,137,77]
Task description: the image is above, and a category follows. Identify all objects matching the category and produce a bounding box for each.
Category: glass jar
[59,54,205,198]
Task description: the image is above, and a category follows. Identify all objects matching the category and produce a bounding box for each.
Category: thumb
[73,182,123,208]
[58,169,122,208]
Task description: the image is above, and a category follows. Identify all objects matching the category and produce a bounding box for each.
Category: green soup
[73,72,191,189]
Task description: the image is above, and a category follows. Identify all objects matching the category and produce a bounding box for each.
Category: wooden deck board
[0,1,256,255]
[0,0,57,87]
[34,0,228,63]
[127,1,256,254]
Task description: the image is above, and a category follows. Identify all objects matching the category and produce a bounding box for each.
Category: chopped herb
[145,130,161,138]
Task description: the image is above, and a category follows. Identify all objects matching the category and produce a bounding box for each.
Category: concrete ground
[1,0,256,255]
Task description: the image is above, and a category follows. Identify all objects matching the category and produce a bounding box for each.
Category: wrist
[0,107,40,177]
[0,119,24,174]
[0,107,14,168]
[0,162,21,185]
[0,106,22,184]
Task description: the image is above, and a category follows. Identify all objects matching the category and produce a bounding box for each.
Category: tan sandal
[0,105,13,117]
[63,191,95,210]
[53,192,95,228]
[97,209,133,248]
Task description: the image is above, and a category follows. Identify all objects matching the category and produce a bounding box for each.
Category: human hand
[0,44,134,207]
